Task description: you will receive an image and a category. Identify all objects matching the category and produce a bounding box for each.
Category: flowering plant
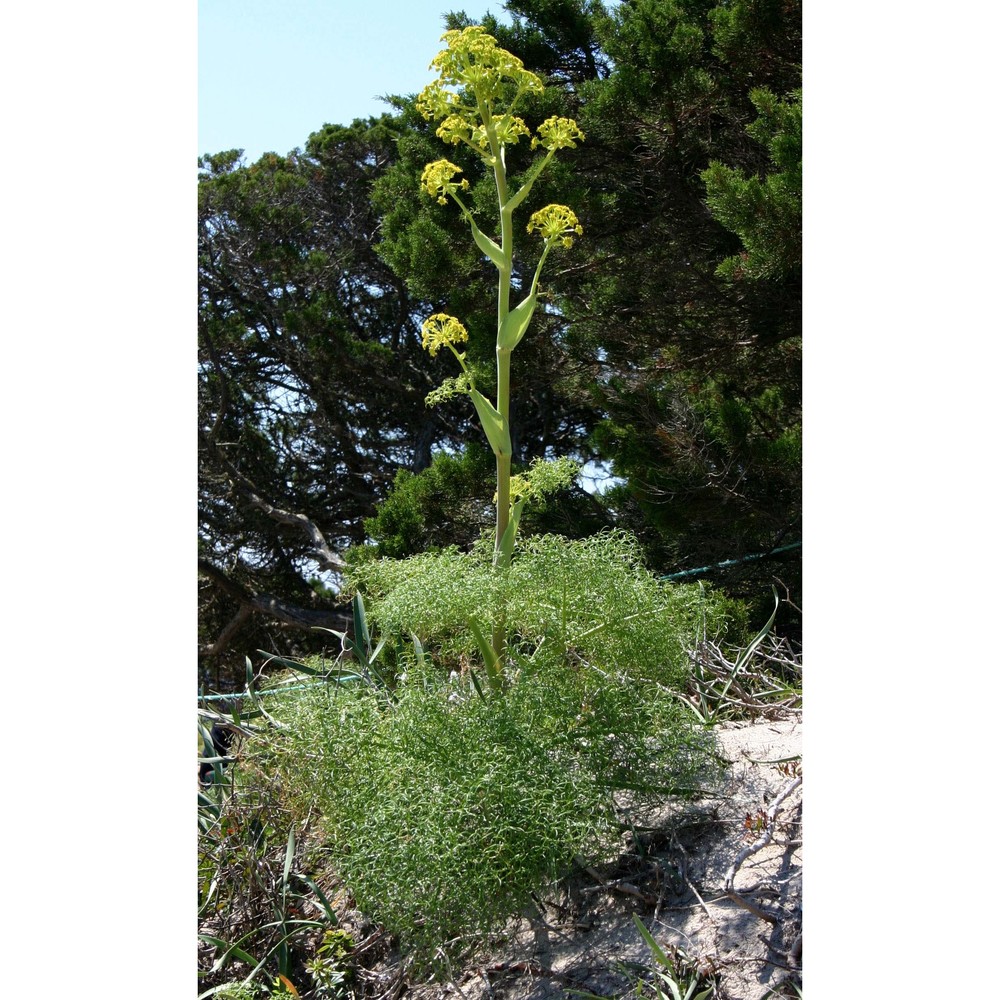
[416,27,584,660]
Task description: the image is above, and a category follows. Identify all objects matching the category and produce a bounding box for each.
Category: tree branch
[199,429,349,573]
[199,603,253,660]
[198,559,351,660]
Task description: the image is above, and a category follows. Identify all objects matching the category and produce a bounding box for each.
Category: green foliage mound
[348,529,743,690]
[242,532,743,967]
[258,651,720,968]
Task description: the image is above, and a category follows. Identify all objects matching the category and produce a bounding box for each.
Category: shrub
[361,444,495,559]
[358,441,614,561]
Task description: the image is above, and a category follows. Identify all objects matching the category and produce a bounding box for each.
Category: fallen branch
[723,774,802,894]
[725,890,778,925]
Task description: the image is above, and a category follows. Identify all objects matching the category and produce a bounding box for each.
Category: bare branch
[724,775,802,894]
[200,603,254,659]
[199,429,348,573]
[198,559,351,661]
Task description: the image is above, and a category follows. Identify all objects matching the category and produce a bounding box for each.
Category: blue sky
[199,0,512,163]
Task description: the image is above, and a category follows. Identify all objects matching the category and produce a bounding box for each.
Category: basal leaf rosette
[527,204,584,249]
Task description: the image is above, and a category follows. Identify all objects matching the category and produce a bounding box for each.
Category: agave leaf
[282,828,296,894]
[311,625,348,641]
[369,637,387,666]
[632,913,672,968]
[714,585,780,707]
[411,632,426,669]
[732,584,780,672]
[257,649,307,670]
[353,593,371,653]
[296,874,339,926]
[274,660,327,678]
[198,721,216,751]
[469,618,503,691]
[198,933,259,974]
[468,667,488,702]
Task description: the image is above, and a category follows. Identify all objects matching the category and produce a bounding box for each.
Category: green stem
[484,107,514,663]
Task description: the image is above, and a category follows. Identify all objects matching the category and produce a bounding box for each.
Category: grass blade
[632,912,672,967]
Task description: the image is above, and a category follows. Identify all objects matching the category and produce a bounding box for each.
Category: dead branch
[199,603,254,659]
[723,775,802,894]
[724,890,778,925]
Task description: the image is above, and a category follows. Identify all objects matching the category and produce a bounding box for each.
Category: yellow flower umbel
[527,204,584,249]
[532,116,585,152]
[421,159,471,206]
[414,25,580,183]
[417,25,544,114]
[420,313,469,358]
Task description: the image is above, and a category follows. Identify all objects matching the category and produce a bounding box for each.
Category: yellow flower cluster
[506,474,530,505]
[420,313,469,357]
[416,28,584,180]
[420,159,470,205]
[527,204,584,248]
[422,26,544,106]
[532,116,585,152]
[471,114,531,151]
[415,80,459,122]
[435,114,473,147]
